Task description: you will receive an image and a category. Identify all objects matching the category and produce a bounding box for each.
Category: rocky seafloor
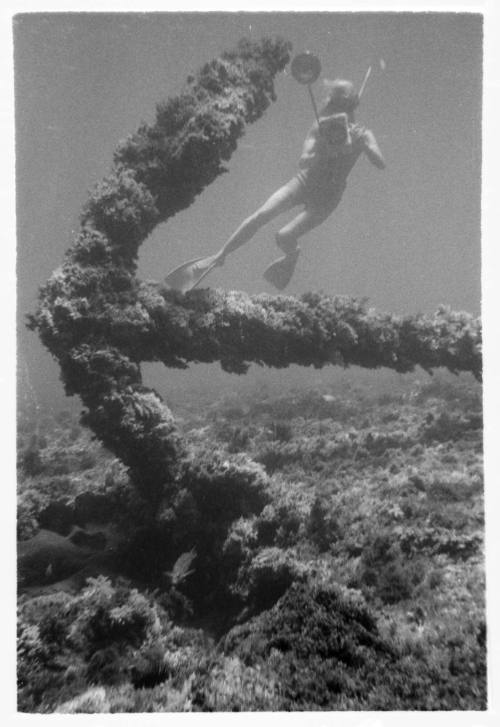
[17,369,486,712]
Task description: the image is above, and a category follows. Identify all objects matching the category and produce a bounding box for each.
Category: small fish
[45,563,53,579]
[164,548,197,587]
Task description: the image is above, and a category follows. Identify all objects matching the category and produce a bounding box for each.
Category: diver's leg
[276,180,345,253]
[164,179,302,292]
[276,206,330,253]
[213,178,302,265]
[263,207,331,290]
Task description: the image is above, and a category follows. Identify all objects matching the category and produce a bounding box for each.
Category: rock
[234,547,306,615]
[18,529,90,586]
[74,492,113,525]
[69,527,107,550]
[222,582,397,709]
[38,501,74,535]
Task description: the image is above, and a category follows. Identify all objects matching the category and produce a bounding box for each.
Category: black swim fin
[164,254,219,293]
[263,248,300,290]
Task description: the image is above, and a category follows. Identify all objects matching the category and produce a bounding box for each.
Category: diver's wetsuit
[213,115,380,266]
[289,117,367,214]
[163,80,385,292]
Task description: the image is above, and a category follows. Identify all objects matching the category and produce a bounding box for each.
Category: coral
[27,35,481,519]
[17,574,217,712]
[17,373,486,712]
[164,453,271,609]
[55,687,111,714]
[231,546,307,615]
[28,37,292,511]
[18,576,165,708]
[350,532,426,604]
[16,414,142,542]
[190,655,281,711]
[22,39,485,710]
[220,581,486,710]
[142,289,482,379]
[112,451,270,617]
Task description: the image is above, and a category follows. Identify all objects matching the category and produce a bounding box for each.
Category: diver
[164,78,385,292]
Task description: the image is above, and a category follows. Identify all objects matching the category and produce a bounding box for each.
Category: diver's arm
[362,129,386,169]
[298,123,322,169]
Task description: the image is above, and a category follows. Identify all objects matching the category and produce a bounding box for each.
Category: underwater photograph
[15,11,485,712]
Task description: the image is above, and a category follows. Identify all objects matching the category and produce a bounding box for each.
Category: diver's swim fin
[263,248,300,290]
[164,254,219,293]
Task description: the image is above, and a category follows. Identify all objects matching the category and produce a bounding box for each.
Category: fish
[164,548,197,587]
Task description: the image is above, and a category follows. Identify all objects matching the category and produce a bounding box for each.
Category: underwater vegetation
[21,37,484,711]
[27,37,292,510]
[17,372,486,711]
[27,36,481,514]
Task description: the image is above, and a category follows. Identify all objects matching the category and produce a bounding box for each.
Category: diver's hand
[349,123,367,143]
[361,129,386,169]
